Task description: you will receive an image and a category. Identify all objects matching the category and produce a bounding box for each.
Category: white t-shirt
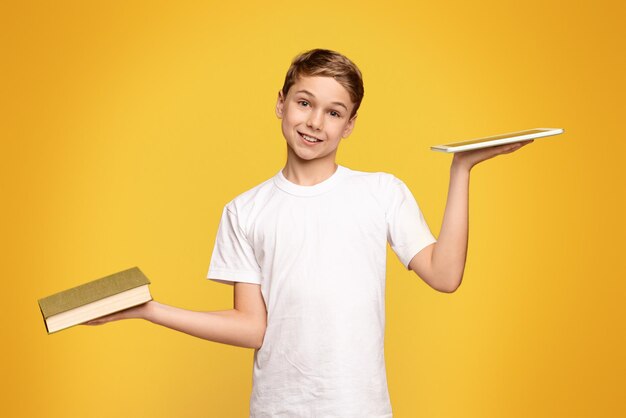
[207,164,437,418]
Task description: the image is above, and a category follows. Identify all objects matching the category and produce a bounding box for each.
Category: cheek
[283,107,302,125]
[331,121,348,137]
[281,117,296,140]
[281,118,290,136]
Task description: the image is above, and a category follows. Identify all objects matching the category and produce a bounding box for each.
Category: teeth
[302,133,321,143]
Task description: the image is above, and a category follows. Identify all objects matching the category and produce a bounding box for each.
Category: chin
[294,150,319,161]
[287,145,319,161]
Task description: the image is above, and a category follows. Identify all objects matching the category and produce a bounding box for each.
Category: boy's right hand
[82,284,266,348]
[84,301,152,326]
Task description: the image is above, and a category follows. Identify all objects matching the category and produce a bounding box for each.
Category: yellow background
[3,0,625,416]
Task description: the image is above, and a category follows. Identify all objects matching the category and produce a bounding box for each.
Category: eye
[330,110,341,118]
[298,100,310,107]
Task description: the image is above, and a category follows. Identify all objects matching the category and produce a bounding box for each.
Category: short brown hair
[281,49,364,119]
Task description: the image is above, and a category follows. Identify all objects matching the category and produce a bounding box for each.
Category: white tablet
[430,128,564,153]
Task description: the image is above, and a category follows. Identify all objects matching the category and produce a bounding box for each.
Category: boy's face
[276,76,356,164]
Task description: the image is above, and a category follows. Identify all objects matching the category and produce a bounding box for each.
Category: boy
[88,49,532,416]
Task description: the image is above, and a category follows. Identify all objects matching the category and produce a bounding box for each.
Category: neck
[282,150,339,186]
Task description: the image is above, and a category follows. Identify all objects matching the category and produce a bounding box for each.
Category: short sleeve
[207,203,262,285]
[385,175,437,269]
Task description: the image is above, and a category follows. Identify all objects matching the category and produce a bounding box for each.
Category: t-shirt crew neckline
[274,164,349,197]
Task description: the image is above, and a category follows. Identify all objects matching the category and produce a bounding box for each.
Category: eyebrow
[295,89,349,112]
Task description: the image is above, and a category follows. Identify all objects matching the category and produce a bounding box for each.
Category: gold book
[38,267,152,334]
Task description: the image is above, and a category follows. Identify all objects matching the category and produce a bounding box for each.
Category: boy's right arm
[85,282,267,349]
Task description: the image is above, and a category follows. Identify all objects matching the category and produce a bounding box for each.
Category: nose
[306,109,323,131]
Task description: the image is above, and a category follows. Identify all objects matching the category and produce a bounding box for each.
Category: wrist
[450,157,472,175]
[142,300,159,322]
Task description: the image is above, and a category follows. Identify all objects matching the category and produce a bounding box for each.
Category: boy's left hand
[452,139,534,171]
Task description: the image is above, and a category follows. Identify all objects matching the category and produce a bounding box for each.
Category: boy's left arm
[408,139,534,293]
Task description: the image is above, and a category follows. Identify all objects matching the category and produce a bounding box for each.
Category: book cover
[38,267,152,333]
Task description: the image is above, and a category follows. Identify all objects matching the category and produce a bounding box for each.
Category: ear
[275,90,285,119]
[342,113,357,138]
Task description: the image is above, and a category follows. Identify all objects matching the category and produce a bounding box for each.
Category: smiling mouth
[299,132,323,143]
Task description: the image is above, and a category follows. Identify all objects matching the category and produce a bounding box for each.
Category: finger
[484,143,519,156]
[515,139,534,147]
[84,316,111,325]
[500,140,532,154]
[511,139,533,151]
[84,312,121,325]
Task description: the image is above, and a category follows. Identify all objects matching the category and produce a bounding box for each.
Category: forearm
[142,301,265,349]
[431,161,471,291]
